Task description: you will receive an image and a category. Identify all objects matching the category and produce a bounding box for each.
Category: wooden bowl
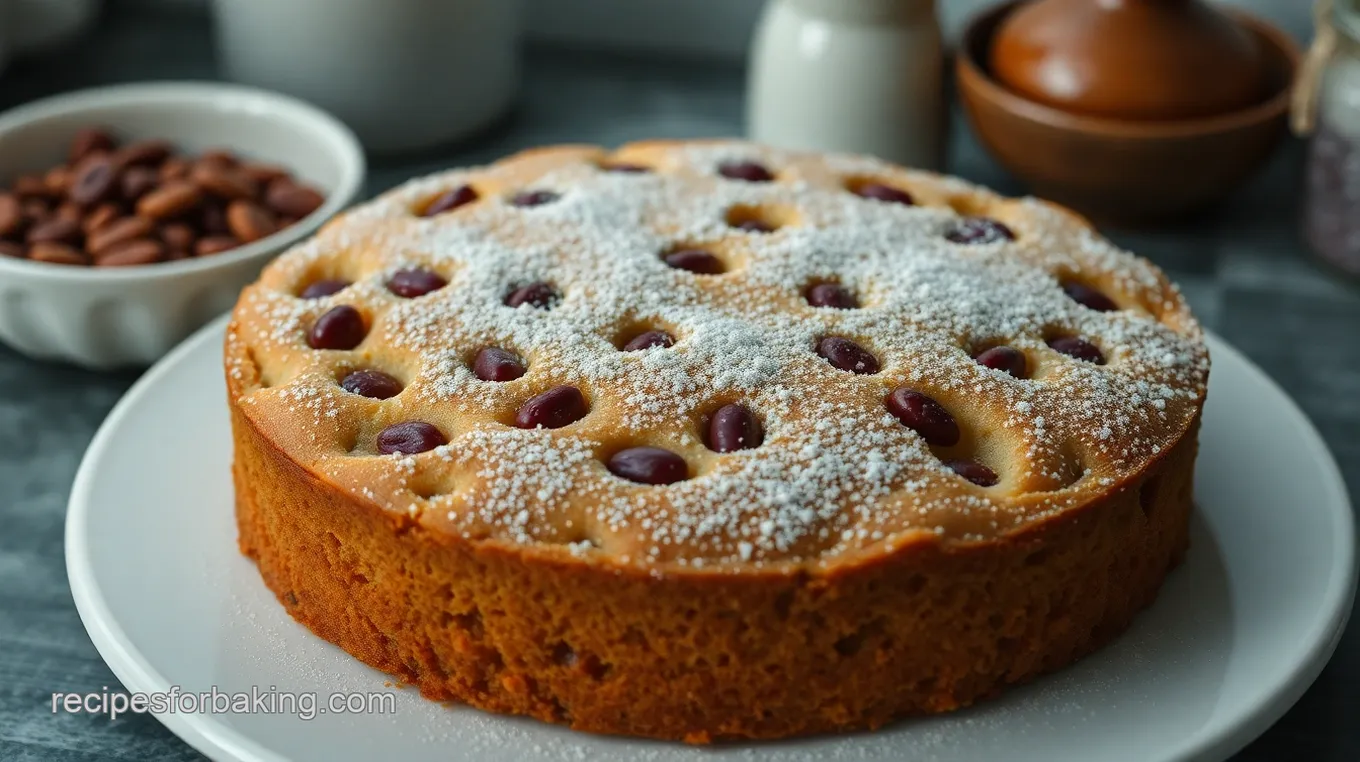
[956,1,1299,226]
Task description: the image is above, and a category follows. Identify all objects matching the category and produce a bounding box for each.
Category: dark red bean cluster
[1,128,325,267]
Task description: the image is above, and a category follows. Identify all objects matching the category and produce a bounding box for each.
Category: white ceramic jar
[212,0,524,154]
[747,0,945,170]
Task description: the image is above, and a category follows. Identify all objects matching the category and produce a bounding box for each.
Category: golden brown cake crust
[232,397,1196,741]
[226,140,1208,741]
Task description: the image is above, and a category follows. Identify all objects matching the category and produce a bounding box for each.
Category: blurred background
[0,1,1356,760]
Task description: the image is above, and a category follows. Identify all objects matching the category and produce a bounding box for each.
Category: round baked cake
[225,140,1209,743]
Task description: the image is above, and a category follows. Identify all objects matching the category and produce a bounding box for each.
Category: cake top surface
[226,140,1208,572]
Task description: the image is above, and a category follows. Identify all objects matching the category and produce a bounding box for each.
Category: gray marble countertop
[2,6,1357,762]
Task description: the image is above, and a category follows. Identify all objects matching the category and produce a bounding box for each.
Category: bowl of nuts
[0,81,364,368]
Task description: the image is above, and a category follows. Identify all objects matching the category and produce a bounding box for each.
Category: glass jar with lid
[1299,0,1360,276]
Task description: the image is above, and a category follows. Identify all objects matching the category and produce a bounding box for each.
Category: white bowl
[0,81,365,368]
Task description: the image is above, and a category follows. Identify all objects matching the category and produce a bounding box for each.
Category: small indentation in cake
[725,203,789,233]
[1060,279,1119,312]
[773,590,795,620]
[662,246,726,275]
[419,184,479,217]
[717,160,775,182]
[336,424,361,455]
[244,348,271,389]
[815,336,880,375]
[350,572,369,585]
[905,574,926,594]
[325,532,341,550]
[1139,474,1162,520]
[503,281,560,309]
[803,280,859,310]
[408,473,448,500]
[283,591,298,607]
[1024,549,1050,567]
[845,177,914,206]
[1033,443,1087,492]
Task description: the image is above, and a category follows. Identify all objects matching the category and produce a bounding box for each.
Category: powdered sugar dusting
[227,140,1208,569]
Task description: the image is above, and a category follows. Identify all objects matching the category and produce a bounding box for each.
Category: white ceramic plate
[67,317,1356,762]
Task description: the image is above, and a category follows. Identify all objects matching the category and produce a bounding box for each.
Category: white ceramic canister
[747,0,945,170]
[212,0,524,154]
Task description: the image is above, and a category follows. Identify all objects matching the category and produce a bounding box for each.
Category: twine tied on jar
[1294,0,1339,135]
